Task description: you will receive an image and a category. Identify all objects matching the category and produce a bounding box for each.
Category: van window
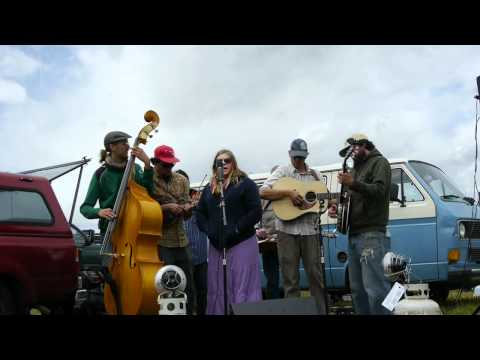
[0,189,53,224]
[391,168,424,202]
[409,161,465,198]
[321,174,328,186]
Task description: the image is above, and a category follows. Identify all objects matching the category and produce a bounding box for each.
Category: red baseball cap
[153,145,180,164]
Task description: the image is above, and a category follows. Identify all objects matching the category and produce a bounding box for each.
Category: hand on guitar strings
[288,190,305,206]
[163,203,185,216]
[337,172,354,187]
[288,190,315,210]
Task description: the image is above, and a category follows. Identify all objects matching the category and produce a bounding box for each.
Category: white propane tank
[473,285,480,298]
[394,283,443,315]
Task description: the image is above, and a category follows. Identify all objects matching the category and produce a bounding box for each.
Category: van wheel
[0,283,16,315]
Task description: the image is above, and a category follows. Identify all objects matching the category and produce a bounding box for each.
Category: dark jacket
[195,176,262,251]
[347,148,391,235]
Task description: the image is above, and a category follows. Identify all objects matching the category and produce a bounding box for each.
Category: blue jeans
[348,231,392,315]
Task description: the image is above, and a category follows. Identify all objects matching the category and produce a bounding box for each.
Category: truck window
[391,168,424,202]
[0,189,53,224]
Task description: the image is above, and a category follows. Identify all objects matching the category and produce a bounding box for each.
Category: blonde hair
[210,149,247,196]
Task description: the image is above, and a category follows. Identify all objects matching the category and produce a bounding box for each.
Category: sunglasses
[151,158,174,168]
[216,158,232,165]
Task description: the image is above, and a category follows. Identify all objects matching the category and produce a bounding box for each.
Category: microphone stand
[315,212,329,315]
[217,161,229,315]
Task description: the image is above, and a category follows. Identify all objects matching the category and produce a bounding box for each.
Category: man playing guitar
[259,139,326,313]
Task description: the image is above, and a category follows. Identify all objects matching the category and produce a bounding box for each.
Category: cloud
[1,45,480,230]
[0,46,43,78]
[0,78,27,104]
[0,46,45,105]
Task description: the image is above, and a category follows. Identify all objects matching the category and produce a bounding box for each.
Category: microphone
[476,75,480,100]
[215,159,225,182]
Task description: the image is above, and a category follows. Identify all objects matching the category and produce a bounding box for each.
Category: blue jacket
[195,176,262,250]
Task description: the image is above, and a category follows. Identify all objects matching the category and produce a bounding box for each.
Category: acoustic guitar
[271,177,337,221]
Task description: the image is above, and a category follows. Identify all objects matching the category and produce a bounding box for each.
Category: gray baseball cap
[104,131,132,149]
[288,138,309,158]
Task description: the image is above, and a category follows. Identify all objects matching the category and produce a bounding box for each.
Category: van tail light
[75,248,80,263]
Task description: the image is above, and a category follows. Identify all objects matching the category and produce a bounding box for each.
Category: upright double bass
[100,110,164,315]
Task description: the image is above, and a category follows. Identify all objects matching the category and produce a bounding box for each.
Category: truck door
[0,177,77,304]
[389,166,438,282]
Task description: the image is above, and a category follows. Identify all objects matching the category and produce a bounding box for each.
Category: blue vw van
[314,159,480,301]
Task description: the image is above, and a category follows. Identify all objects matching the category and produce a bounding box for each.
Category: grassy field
[438,290,480,315]
[303,290,480,315]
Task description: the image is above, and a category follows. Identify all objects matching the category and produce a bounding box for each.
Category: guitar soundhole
[305,191,316,203]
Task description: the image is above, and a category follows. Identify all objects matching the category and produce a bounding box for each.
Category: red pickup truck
[0,172,80,314]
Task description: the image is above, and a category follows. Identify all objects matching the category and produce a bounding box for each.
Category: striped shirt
[260,163,321,236]
[184,213,208,266]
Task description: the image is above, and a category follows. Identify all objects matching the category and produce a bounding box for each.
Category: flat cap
[104,131,132,149]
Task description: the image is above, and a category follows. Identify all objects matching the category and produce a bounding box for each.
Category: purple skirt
[207,234,262,315]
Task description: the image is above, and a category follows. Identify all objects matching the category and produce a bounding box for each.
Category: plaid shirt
[151,171,191,248]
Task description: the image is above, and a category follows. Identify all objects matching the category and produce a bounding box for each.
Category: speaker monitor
[231,296,325,315]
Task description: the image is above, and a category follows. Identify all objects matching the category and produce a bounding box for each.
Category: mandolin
[336,148,354,234]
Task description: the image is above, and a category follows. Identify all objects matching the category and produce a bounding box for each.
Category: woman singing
[196,149,263,315]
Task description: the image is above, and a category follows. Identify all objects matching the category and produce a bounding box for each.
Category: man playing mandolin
[259,139,326,313]
[328,133,392,315]
[149,145,196,315]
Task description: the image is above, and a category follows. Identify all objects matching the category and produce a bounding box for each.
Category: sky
[1,45,479,230]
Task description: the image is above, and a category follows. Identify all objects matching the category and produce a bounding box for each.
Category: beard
[353,150,367,166]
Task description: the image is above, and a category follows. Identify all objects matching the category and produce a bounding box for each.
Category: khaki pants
[277,231,326,313]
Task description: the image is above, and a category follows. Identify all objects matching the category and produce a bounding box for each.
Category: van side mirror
[390,183,406,207]
[390,183,399,201]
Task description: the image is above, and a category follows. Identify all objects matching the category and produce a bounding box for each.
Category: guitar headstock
[135,110,160,147]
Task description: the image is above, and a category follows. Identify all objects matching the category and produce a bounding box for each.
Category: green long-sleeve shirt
[80,163,154,234]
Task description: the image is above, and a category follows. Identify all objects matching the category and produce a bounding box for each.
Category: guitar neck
[316,192,340,201]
